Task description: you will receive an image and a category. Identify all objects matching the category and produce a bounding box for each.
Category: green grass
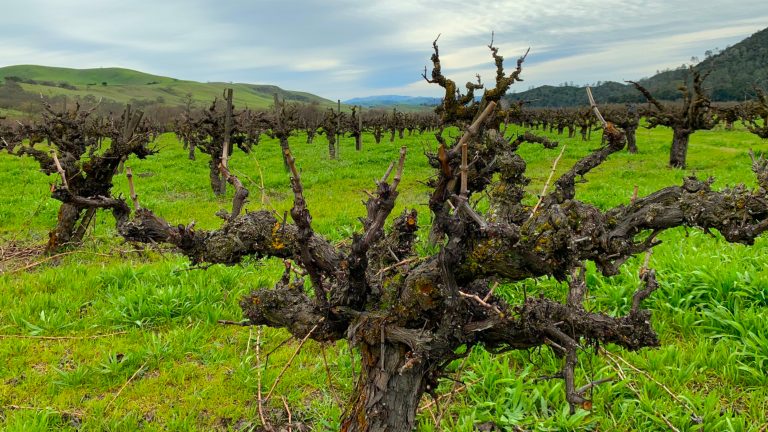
[0,65,333,110]
[1,124,767,431]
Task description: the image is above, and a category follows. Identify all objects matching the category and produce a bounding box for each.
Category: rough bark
[209,156,227,196]
[340,342,432,432]
[48,203,83,250]
[328,137,337,160]
[669,127,692,168]
[625,124,638,153]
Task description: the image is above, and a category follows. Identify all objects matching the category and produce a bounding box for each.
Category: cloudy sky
[1,1,766,100]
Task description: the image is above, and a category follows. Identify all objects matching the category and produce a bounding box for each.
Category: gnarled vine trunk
[626,125,638,153]
[47,203,84,251]
[341,341,432,432]
[279,136,291,168]
[328,134,337,159]
[669,127,692,168]
[209,157,227,195]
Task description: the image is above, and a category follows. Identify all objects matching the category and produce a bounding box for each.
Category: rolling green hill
[0,65,334,118]
[0,65,175,86]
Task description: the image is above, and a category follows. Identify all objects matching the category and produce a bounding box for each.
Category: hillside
[0,65,334,118]
[508,26,768,107]
[508,81,640,107]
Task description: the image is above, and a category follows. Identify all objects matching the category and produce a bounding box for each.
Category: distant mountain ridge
[343,95,441,108]
[0,65,334,118]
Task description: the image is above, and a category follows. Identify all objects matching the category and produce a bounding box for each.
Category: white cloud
[292,59,341,72]
[523,20,768,88]
[370,79,435,97]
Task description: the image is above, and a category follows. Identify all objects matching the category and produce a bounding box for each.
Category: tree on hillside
[109,41,768,432]
[628,67,717,168]
[3,101,152,252]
